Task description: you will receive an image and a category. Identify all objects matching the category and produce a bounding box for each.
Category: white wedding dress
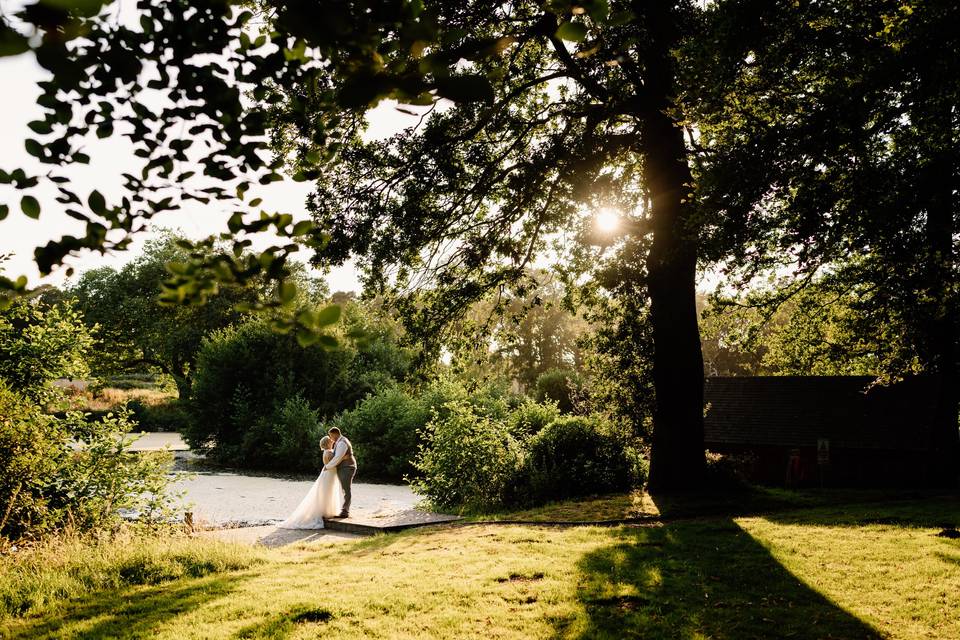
[278,449,344,529]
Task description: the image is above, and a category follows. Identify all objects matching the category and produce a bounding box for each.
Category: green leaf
[0,25,29,57]
[317,334,339,349]
[20,195,40,219]
[584,0,610,22]
[88,190,106,215]
[315,304,342,326]
[27,120,52,135]
[279,281,297,304]
[24,138,43,158]
[296,330,321,347]
[435,75,495,104]
[556,21,588,42]
[291,220,313,236]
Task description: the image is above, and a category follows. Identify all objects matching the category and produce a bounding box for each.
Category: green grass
[0,531,264,621]
[2,496,958,639]
[475,486,944,522]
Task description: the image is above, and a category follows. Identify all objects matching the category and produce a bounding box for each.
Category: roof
[703,376,937,451]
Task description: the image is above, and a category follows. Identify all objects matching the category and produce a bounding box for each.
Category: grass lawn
[2,496,958,639]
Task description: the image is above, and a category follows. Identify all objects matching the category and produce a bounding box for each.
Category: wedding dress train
[278,453,344,529]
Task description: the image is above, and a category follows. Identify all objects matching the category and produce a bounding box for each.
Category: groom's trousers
[337,465,357,515]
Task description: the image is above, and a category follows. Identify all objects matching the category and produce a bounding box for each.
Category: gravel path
[172,460,420,527]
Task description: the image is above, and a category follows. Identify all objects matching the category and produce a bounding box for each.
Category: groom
[324,427,357,518]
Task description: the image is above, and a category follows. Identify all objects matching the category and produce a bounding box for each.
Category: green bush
[0,384,179,542]
[411,400,525,513]
[525,416,646,504]
[127,399,191,432]
[329,377,528,482]
[0,383,63,540]
[327,386,430,481]
[507,398,560,439]
[271,395,323,472]
[533,368,583,414]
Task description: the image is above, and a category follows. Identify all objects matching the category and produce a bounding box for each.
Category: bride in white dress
[278,436,344,529]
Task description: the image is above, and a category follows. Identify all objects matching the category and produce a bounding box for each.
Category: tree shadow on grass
[758,494,960,530]
[232,604,333,639]
[4,573,247,640]
[555,519,882,640]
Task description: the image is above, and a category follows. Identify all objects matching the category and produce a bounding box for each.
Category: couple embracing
[278,427,357,530]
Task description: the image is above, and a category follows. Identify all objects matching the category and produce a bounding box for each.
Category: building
[703,376,938,487]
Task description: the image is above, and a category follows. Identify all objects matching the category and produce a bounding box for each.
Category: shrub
[0,383,63,540]
[127,399,191,433]
[507,398,560,439]
[524,416,646,504]
[327,386,431,481]
[186,320,354,469]
[270,395,323,472]
[533,368,583,414]
[0,384,179,542]
[184,312,411,471]
[411,401,524,513]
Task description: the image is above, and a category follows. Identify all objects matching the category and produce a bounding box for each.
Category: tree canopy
[2,0,957,488]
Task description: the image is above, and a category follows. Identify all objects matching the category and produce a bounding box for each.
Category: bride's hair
[319,435,332,450]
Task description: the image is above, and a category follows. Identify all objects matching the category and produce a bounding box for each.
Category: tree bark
[641,1,707,492]
[918,61,959,487]
[922,122,959,487]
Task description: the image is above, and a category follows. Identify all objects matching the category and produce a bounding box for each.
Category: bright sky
[0,17,422,293]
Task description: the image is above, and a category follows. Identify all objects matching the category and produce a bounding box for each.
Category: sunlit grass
[2,496,958,639]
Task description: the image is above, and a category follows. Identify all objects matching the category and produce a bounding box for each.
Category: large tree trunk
[919,66,959,487]
[642,1,707,492]
[923,125,959,487]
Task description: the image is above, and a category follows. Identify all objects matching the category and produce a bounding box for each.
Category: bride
[278,435,344,529]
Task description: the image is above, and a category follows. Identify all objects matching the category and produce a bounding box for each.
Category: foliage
[69,234,271,399]
[326,386,429,482]
[688,0,959,478]
[0,383,178,542]
[328,377,519,482]
[1,0,713,490]
[506,398,560,439]
[533,368,583,414]
[0,298,94,402]
[0,532,263,621]
[268,395,323,473]
[411,401,525,513]
[0,383,62,540]
[445,271,589,387]
[525,416,647,504]
[411,386,644,512]
[126,399,192,433]
[184,311,408,471]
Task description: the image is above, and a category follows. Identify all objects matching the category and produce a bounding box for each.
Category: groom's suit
[324,436,357,516]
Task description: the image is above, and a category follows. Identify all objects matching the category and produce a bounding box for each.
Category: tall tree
[302,1,707,490]
[7,0,879,490]
[69,234,269,398]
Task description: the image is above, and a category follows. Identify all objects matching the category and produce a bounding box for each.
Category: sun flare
[595,208,621,234]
